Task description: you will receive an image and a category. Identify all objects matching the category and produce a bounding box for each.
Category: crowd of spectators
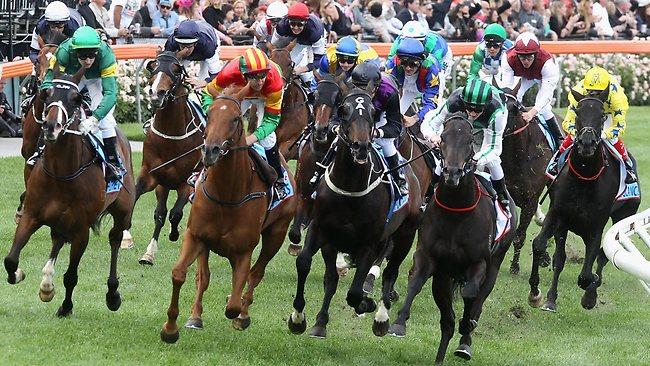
[61,0,650,45]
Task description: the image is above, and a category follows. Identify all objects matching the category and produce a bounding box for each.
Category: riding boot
[26,130,45,166]
[419,173,440,212]
[545,116,565,149]
[491,178,510,210]
[309,141,337,189]
[386,154,408,196]
[103,137,122,183]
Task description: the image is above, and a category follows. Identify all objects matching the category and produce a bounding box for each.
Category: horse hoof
[388,323,406,337]
[540,251,551,268]
[12,268,26,284]
[308,325,327,339]
[509,263,520,276]
[39,288,55,302]
[184,317,204,330]
[388,290,399,303]
[534,216,544,226]
[232,316,251,331]
[454,344,472,360]
[106,291,122,311]
[581,292,597,310]
[225,307,240,320]
[357,297,377,314]
[541,300,557,313]
[139,255,154,266]
[160,329,180,344]
[528,290,543,308]
[372,319,389,337]
[56,304,72,318]
[288,230,302,245]
[120,238,134,250]
[169,229,180,242]
[287,243,302,256]
[363,274,375,294]
[287,315,307,335]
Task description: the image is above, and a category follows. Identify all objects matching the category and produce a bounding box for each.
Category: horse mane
[220,84,251,101]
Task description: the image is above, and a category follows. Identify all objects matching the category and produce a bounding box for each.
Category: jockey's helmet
[462,79,493,112]
[240,48,271,76]
[401,21,427,41]
[267,1,288,19]
[350,61,381,89]
[396,37,425,61]
[45,1,70,23]
[287,3,310,20]
[336,36,360,57]
[174,20,199,44]
[71,26,101,49]
[513,32,540,55]
[483,24,507,43]
[583,66,611,92]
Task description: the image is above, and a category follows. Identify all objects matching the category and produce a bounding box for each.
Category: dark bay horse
[160,86,297,343]
[528,87,640,312]
[135,51,204,265]
[4,69,136,317]
[287,72,346,254]
[500,89,555,275]
[287,85,422,338]
[388,113,517,363]
[268,44,310,160]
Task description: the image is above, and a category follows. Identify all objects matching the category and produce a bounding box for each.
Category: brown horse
[268,43,310,160]
[160,86,297,343]
[135,51,204,265]
[500,89,556,275]
[4,69,136,317]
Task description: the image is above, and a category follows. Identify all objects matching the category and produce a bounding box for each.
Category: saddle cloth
[86,132,126,194]
[250,143,295,210]
[475,172,512,248]
[536,114,559,151]
[372,143,409,223]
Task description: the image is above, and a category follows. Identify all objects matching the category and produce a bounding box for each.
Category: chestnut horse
[135,51,204,265]
[388,113,516,363]
[160,86,297,343]
[268,44,310,160]
[4,69,136,317]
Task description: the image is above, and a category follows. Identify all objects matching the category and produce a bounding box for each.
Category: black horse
[387,112,517,363]
[287,84,422,338]
[528,87,641,312]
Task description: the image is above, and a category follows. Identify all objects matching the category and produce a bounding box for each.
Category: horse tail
[91,210,111,236]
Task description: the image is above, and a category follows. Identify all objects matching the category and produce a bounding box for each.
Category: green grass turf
[0,108,649,365]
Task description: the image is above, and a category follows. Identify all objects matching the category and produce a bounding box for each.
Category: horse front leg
[579,233,603,310]
[528,211,559,308]
[185,248,210,330]
[57,230,90,318]
[455,260,487,361]
[140,185,169,266]
[168,184,191,242]
[5,213,42,284]
[347,246,377,315]
[541,227,568,312]
[308,242,339,339]
[225,251,252,320]
[433,275,456,364]
[510,202,535,275]
[160,231,204,344]
[288,198,306,254]
[105,225,124,312]
[39,230,66,302]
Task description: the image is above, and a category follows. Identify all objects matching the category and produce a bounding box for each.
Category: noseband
[575,96,605,144]
[44,79,83,136]
[209,96,249,155]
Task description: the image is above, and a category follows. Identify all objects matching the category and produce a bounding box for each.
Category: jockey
[201,48,289,191]
[313,36,380,86]
[40,26,122,182]
[386,20,452,105]
[271,2,326,85]
[164,20,221,86]
[253,1,288,51]
[501,32,564,147]
[550,66,636,183]
[29,1,84,66]
[422,78,510,208]
[310,62,408,196]
[468,23,513,83]
[389,38,441,127]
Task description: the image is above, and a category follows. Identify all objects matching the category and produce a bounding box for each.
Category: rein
[201,180,267,206]
[502,93,532,138]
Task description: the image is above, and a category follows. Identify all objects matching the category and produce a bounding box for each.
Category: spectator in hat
[154,0,180,37]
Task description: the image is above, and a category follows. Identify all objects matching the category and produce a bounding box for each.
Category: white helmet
[401,21,427,41]
[266,1,289,19]
[44,1,70,22]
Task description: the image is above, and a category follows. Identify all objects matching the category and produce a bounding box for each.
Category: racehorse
[4,68,136,317]
[287,84,422,338]
[135,51,204,265]
[268,42,310,160]
[287,72,346,254]
[500,87,555,275]
[160,86,297,343]
[527,87,640,312]
[387,112,516,363]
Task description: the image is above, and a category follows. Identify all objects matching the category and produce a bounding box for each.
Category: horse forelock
[441,113,473,164]
[575,98,605,132]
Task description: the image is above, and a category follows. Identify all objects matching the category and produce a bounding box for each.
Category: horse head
[337,82,375,165]
[269,41,296,81]
[147,50,186,109]
[42,64,85,142]
[36,30,67,83]
[312,71,347,143]
[572,87,609,157]
[440,112,475,187]
[202,85,249,166]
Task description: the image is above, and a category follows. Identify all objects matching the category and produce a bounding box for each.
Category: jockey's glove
[80,116,99,135]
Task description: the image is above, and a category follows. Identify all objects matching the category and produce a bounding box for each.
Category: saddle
[474,173,497,199]
[248,147,278,189]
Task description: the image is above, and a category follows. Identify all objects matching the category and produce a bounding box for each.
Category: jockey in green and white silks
[421,78,510,208]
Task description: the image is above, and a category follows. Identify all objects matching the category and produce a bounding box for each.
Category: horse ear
[69,90,83,107]
[287,39,297,52]
[571,88,584,103]
[365,79,375,94]
[233,84,251,102]
[37,35,46,49]
[490,76,500,89]
[266,41,275,52]
[314,70,323,83]
[512,79,521,96]
[145,59,157,74]
[598,84,610,103]
[72,65,85,85]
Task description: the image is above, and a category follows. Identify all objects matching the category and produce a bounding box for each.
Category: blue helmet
[335,36,360,57]
[174,20,199,44]
[396,38,425,60]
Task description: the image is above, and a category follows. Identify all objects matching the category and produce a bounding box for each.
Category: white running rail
[603,208,650,295]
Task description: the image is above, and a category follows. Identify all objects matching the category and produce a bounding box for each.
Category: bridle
[336,91,375,148]
[437,115,476,179]
[208,96,250,156]
[43,79,84,137]
[151,53,190,110]
[574,96,605,147]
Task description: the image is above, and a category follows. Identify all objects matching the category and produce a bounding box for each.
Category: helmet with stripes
[461,79,492,110]
[240,47,271,76]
